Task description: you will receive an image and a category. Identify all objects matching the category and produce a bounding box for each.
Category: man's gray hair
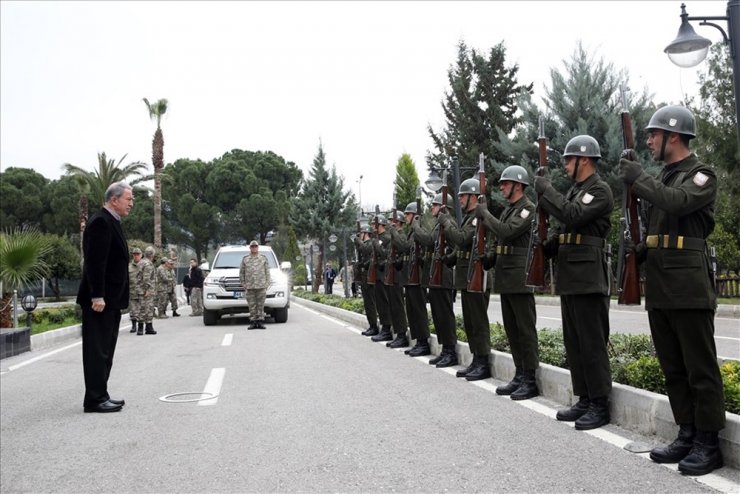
[105,181,132,203]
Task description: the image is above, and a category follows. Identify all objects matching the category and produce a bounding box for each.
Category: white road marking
[221,333,233,346]
[3,341,81,373]
[198,368,225,406]
[319,314,344,326]
[539,317,561,321]
[715,336,740,342]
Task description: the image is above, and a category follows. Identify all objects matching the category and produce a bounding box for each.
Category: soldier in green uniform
[413,193,458,367]
[356,225,380,336]
[240,240,271,329]
[137,246,157,335]
[386,210,410,348]
[476,165,539,400]
[619,106,724,476]
[438,178,491,381]
[156,259,179,318]
[370,215,394,342]
[534,134,613,430]
[128,248,142,333]
[400,201,431,357]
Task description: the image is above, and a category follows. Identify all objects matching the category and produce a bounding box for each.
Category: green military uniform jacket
[128,260,139,299]
[443,210,476,290]
[412,219,452,289]
[480,196,535,294]
[388,226,410,286]
[631,153,716,310]
[540,173,613,295]
[373,230,391,283]
[137,258,155,296]
[156,265,174,293]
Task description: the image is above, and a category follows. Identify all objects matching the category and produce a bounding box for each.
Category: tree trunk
[153,127,164,249]
[0,292,13,328]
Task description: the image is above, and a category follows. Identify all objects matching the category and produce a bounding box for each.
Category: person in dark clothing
[323,263,337,294]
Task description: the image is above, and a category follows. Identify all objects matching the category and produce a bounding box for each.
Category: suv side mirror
[280,261,292,272]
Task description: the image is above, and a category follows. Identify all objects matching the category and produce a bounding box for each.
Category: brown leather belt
[457,251,470,260]
[645,234,706,251]
[559,233,606,248]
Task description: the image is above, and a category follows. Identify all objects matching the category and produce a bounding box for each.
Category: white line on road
[716,336,740,342]
[3,341,81,373]
[539,317,561,321]
[198,368,225,407]
[319,314,345,326]
[222,334,233,346]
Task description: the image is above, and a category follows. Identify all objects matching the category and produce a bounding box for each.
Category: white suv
[202,245,291,325]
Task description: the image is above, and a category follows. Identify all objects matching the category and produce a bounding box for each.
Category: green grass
[30,316,81,335]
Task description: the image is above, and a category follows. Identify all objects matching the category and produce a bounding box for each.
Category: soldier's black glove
[534,175,550,194]
[542,233,559,259]
[474,202,487,219]
[482,252,496,270]
[437,211,451,228]
[623,238,647,263]
[442,253,457,267]
[619,150,643,184]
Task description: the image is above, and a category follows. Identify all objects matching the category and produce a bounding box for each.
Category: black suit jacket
[77,208,130,310]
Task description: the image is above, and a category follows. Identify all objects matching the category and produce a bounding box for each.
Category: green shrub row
[31,305,81,325]
[292,289,739,414]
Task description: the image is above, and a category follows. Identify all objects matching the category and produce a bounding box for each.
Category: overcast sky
[0,1,727,211]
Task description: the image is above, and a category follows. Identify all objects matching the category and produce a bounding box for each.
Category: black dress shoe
[435,352,458,368]
[361,326,379,336]
[84,400,123,413]
[371,329,393,342]
[408,344,431,357]
[108,398,126,406]
[387,336,410,348]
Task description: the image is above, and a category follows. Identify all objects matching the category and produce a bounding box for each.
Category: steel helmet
[373,214,388,226]
[563,135,601,159]
[646,105,696,138]
[499,165,530,186]
[431,193,450,208]
[458,178,481,196]
[404,202,418,214]
[361,224,374,234]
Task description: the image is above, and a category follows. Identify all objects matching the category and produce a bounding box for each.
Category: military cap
[131,247,142,255]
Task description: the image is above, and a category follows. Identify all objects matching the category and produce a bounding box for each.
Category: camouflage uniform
[239,252,271,323]
[137,256,156,324]
[156,262,177,317]
[128,255,140,330]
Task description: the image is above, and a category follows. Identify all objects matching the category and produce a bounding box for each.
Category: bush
[489,323,509,352]
[720,360,740,415]
[609,333,656,384]
[538,329,567,368]
[623,356,667,395]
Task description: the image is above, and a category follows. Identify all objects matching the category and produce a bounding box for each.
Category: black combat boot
[362,325,379,336]
[137,321,145,336]
[456,358,479,378]
[130,319,137,333]
[496,367,523,395]
[510,369,539,401]
[172,310,180,317]
[650,424,695,463]
[678,430,724,476]
[248,321,257,330]
[371,326,393,342]
[257,320,266,329]
[145,322,157,335]
[574,396,610,430]
[387,333,410,348]
[408,342,431,357]
[556,396,590,422]
[465,356,492,381]
[435,347,459,368]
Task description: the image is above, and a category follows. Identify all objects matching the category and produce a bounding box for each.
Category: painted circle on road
[158,392,218,403]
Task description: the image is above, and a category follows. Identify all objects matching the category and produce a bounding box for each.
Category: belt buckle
[646,235,658,248]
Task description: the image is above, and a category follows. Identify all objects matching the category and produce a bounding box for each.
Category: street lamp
[21,294,37,330]
[664,2,740,145]
[424,156,478,225]
[356,175,363,210]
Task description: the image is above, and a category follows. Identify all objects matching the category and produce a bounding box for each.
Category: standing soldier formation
[619,106,724,476]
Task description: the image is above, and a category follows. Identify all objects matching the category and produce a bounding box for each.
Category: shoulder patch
[472,218,478,227]
[582,193,594,204]
[520,209,530,219]
[693,172,709,187]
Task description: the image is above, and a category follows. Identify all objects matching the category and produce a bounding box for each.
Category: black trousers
[649,308,725,431]
[405,285,429,341]
[81,306,121,407]
[360,282,377,327]
[461,290,491,357]
[373,281,392,327]
[501,293,539,370]
[429,287,456,347]
[560,294,611,399]
[387,282,407,335]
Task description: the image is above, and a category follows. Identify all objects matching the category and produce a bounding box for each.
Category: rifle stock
[429,172,448,287]
[525,116,549,288]
[467,153,487,293]
[617,85,642,305]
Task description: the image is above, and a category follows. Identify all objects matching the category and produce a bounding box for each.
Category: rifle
[467,153,487,292]
[525,116,549,288]
[429,169,448,287]
[384,196,397,285]
[367,205,379,285]
[617,84,642,305]
[407,187,423,285]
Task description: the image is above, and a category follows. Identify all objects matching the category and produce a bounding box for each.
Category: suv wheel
[203,309,219,326]
[273,307,288,323]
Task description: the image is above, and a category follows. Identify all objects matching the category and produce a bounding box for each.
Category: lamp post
[424,156,478,225]
[21,294,37,330]
[356,175,363,210]
[664,1,740,146]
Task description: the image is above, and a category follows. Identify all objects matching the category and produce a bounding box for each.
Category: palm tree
[143,97,169,249]
[63,152,147,207]
[0,227,51,328]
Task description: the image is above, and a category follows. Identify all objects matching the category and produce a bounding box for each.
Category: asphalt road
[1,304,738,493]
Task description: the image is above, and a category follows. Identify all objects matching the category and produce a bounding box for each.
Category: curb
[295,297,740,470]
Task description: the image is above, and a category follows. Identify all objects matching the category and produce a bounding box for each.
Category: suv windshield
[213,251,278,269]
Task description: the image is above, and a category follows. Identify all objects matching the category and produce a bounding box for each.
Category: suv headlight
[204,277,219,287]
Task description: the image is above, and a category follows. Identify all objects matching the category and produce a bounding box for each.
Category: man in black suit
[77,181,134,413]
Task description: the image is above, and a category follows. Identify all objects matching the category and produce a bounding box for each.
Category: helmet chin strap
[573,157,581,182]
[659,131,669,162]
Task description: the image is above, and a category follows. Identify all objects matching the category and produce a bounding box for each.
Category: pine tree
[393,153,422,211]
